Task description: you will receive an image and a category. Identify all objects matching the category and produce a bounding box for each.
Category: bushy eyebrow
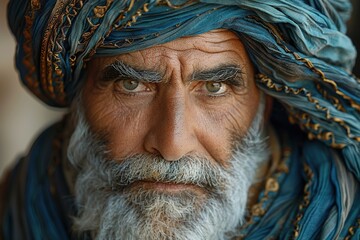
[100,61,245,86]
[191,65,245,87]
[100,60,162,83]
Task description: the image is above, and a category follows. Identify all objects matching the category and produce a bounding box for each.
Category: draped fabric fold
[2,122,75,239]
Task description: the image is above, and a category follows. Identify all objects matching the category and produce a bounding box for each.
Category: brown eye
[122,80,140,91]
[205,82,223,93]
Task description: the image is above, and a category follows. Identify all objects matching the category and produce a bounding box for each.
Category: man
[1,0,360,239]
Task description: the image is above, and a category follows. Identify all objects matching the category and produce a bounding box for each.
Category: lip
[130,180,200,193]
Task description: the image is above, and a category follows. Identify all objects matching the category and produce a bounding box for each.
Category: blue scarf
[2,121,75,239]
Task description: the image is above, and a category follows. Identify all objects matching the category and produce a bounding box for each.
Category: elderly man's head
[67,30,271,239]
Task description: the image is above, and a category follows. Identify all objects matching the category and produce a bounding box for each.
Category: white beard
[67,96,270,240]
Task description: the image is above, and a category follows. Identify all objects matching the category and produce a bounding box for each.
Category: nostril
[148,147,161,156]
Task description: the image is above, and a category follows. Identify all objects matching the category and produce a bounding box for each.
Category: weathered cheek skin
[191,91,260,163]
[82,79,151,157]
[81,30,260,166]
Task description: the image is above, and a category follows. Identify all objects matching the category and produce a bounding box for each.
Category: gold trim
[237,145,292,238]
[345,218,360,240]
[39,0,84,105]
[156,0,196,9]
[76,0,136,63]
[84,1,152,62]
[31,0,41,10]
[292,163,314,239]
[257,74,359,148]
[250,16,360,113]
[22,3,43,101]
[93,0,114,18]
[40,0,70,104]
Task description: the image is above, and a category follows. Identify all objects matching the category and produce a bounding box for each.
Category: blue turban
[5,1,360,239]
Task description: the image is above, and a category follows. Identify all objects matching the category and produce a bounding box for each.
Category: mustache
[88,153,232,191]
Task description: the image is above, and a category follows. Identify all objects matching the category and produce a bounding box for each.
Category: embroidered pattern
[257,74,360,148]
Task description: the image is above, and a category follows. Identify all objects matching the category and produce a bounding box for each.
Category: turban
[8,0,360,178]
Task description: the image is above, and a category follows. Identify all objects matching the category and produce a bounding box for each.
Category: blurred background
[0,0,360,176]
[0,0,65,176]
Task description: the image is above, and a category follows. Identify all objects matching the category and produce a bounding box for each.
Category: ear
[264,94,273,122]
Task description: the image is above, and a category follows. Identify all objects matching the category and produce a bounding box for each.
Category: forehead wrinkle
[115,51,158,68]
[158,42,238,55]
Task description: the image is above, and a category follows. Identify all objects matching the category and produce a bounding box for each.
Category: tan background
[0,0,359,176]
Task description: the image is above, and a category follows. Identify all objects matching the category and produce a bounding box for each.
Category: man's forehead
[89,29,248,73]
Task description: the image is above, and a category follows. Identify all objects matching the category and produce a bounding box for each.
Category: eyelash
[112,79,240,98]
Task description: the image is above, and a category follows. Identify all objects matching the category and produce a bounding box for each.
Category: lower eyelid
[203,92,232,102]
[114,83,155,96]
[194,87,231,99]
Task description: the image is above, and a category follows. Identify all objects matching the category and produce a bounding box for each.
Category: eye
[117,79,149,93]
[123,80,139,91]
[204,82,227,95]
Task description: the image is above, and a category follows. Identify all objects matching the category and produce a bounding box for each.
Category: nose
[144,91,197,161]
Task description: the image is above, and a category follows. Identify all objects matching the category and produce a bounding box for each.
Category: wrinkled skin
[82,29,262,189]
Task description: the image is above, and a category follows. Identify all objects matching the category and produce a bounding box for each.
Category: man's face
[83,29,260,166]
[70,29,269,239]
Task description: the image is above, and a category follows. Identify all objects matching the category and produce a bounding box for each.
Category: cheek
[194,92,260,164]
[82,84,150,157]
